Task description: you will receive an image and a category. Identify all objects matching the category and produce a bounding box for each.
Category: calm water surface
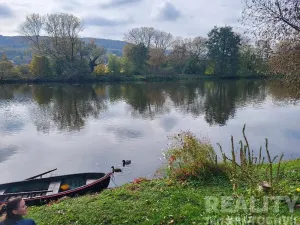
[0,80,299,186]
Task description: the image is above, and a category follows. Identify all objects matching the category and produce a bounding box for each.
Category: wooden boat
[0,170,113,206]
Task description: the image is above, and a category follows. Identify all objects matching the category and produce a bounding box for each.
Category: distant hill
[0,36,29,49]
[81,37,126,54]
[0,35,127,64]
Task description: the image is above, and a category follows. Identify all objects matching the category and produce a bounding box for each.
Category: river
[0,80,299,185]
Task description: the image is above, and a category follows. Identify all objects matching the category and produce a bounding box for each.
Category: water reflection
[0,85,15,100]
[0,80,295,132]
[106,126,145,140]
[119,83,169,119]
[0,85,33,101]
[268,80,300,105]
[0,80,299,184]
[31,85,107,132]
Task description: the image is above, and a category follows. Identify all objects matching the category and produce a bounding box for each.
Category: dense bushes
[162,126,286,194]
[162,132,227,181]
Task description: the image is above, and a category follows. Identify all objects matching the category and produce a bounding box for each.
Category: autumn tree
[149,48,166,72]
[269,40,300,97]
[152,30,173,51]
[124,27,174,74]
[125,27,172,51]
[168,37,208,74]
[20,13,82,59]
[242,0,300,40]
[43,13,83,61]
[207,26,241,76]
[18,13,44,51]
[124,27,155,48]
[168,39,190,74]
[269,41,300,75]
[93,64,107,76]
[19,13,88,77]
[242,0,300,87]
[124,27,173,50]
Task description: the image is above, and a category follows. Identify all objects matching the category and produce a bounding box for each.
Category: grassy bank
[28,129,300,224]
[28,159,300,225]
[0,74,271,84]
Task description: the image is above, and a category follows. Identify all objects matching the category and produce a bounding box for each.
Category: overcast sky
[0,0,244,40]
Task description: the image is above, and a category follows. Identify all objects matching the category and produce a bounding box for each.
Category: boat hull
[0,172,112,206]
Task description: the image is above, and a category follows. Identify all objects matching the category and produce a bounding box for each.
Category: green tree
[184,54,208,74]
[29,55,52,77]
[107,54,121,75]
[121,57,134,75]
[207,26,241,76]
[78,40,106,73]
[123,43,149,74]
[238,43,268,76]
[0,54,14,80]
[17,64,31,77]
[61,59,90,78]
[205,63,215,75]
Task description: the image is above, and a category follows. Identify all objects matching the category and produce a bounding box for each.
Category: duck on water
[122,160,131,167]
[111,166,122,173]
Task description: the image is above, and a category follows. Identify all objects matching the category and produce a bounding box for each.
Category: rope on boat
[111,174,119,187]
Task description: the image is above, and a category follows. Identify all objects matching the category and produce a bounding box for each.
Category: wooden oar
[0,190,53,197]
[25,168,57,181]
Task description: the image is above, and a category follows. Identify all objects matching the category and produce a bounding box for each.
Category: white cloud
[0,3,13,18]
[100,0,144,9]
[0,0,243,40]
[155,2,181,21]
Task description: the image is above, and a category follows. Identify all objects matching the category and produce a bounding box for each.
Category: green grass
[27,159,300,225]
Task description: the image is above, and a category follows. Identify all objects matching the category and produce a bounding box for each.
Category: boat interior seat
[47,181,61,195]
[86,179,97,185]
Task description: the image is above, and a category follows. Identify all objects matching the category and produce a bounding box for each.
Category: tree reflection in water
[0,79,295,133]
[31,85,107,132]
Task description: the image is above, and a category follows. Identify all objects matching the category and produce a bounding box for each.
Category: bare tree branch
[18,13,44,51]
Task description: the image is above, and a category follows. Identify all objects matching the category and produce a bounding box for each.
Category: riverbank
[28,159,300,225]
[0,74,273,84]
